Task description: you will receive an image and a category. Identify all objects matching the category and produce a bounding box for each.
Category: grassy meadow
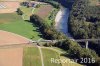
[0,13,41,40]
[20,6,33,20]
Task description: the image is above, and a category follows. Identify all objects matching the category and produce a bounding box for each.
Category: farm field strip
[23,47,62,66]
[42,48,61,66]
[23,47,42,66]
[41,47,82,66]
[0,47,23,66]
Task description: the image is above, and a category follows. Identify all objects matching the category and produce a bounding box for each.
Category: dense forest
[69,0,100,56]
[69,0,100,39]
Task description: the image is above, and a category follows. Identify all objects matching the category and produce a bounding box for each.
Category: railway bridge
[75,39,100,49]
[31,39,100,49]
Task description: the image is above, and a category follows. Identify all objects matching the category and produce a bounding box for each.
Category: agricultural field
[0,13,21,23]
[42,48,61,66]
[0,1,20,13]
[23,47,42,66]
[60,56,82,66]
[23,47,62,66]
[0,47,23,66]
[34,4,57,26]
[34,5,53,19]
[0,13,41,40]
[51,47,82,66]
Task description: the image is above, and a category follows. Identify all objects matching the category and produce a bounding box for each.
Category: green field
[23,47,42,66]
[51,47,82,66]
[60,56,82,66]
[42,48,61,66]
[20,6,33,20]
[23,47,61,66]
[0,13,41,40]
[0,4,54,40]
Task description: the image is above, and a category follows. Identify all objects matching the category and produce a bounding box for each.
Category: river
[55,6,73,39]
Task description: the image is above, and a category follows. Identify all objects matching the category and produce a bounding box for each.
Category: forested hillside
[69,0,100,39]
[68,0,100,57]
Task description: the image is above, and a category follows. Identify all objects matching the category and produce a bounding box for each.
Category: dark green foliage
[35,4,40,8]
[68,0,100,65]
[48,8,58,26]
[69,0,100,39]
[30,14,66,40]
[17,8,23,15]
[45,1,60,8]
[53,39,99,65]
[37,0,60,8]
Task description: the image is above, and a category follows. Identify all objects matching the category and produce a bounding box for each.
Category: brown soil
[0,30,31,66]
[35,5,53,19]
[0,47,23,66]
[0,2,20,13]
[0,30,30,45]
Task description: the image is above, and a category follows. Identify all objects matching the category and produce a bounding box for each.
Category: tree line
[30,15,66,40]
[30,14,100,66]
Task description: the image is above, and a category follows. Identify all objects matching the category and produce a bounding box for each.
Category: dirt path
[38,46,44,66]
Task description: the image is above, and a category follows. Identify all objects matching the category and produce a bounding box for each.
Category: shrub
[17,8,23,15]
[35,4,40,8]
